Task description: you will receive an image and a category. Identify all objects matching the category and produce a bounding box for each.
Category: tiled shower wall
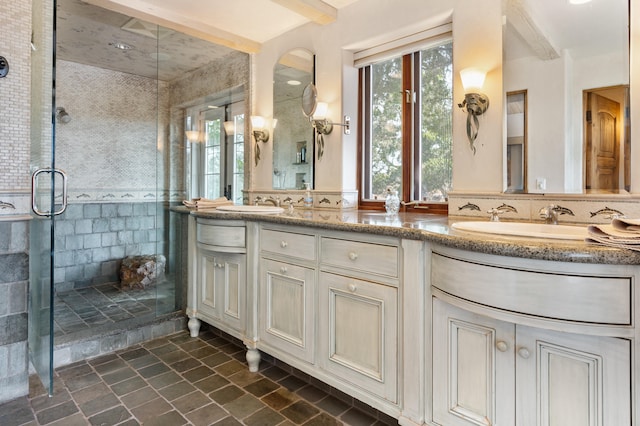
[53,202,171,292]
[0,220,29,404]
[0,0,34,405]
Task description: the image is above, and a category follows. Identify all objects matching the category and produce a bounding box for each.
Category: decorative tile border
[243,190,359,210]
[448,192,640,224]
[0,192,30,217]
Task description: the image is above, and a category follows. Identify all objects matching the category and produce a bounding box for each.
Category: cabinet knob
[280,266,288,274]
[518,347,531,359]
[280,240,288,248]
[348,283,357,292]
[348,251,358,261]
[496,341,508,352]
[215,263,223,268]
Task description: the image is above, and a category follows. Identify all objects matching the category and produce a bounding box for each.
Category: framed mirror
[503,0,629,194]
[272,49,315,190]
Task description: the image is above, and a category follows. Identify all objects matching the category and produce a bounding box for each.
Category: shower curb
[52,313,187,369]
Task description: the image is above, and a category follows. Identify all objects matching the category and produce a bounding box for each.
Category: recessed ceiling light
[109,42,134,50]
[287,80,302,86]
[569,0,591,4]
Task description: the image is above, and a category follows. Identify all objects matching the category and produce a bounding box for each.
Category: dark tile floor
[54,281,175,337]
[0,328,398,426]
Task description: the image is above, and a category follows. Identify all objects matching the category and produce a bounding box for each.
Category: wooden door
[585,93,620,190]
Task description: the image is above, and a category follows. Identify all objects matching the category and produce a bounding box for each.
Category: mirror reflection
[506,90,527,193]
[272,49,314,190]
[503,0,629,194]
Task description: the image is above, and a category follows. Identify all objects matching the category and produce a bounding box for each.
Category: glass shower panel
[29,0,55,395]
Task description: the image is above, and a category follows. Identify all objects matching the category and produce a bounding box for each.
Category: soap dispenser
[385,187,400,214]
[303,183,313,209]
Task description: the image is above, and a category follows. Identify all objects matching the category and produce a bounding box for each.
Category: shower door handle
[31,168,68,217]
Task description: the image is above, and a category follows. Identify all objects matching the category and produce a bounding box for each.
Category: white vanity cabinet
[258,226,317,364]
[188,219,247,340]
[318,234,400,403]
[197,250,246,334]
[430,246,633,426]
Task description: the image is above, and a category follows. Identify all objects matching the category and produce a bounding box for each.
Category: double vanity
[184,208,640,426]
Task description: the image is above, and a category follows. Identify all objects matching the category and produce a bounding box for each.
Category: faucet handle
[487,208,503,222]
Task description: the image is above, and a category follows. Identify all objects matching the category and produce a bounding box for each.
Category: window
[187,95,245,204]
[359,39,453,212]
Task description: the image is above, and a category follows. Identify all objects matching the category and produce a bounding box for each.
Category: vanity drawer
[261,228,316,261]
[197,221,245,248]
[320,237,399,279]
[431,253,632,325]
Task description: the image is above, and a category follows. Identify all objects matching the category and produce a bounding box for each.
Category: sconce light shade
[460,68,486,93]
[185,130,201,143]
[311,102,333,136]
[314,102,329,120]
[251,115,266,131]
[223,121,235,136]
[458,68,489,154]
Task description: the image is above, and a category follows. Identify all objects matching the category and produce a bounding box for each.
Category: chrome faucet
[539,204,574,224]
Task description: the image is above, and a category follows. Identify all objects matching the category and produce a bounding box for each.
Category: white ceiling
[57,0,628,81]
[504,0,628,61]
[58,0,359,81]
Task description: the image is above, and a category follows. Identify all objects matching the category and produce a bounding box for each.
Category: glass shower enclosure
[28,0,201,393]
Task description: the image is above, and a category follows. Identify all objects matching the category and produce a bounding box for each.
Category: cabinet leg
[246,348,260,372]
[187,316,201,337]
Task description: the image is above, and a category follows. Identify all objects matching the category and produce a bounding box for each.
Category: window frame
[357,49,451,215]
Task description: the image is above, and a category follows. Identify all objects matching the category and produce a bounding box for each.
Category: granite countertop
[172,206,640,265]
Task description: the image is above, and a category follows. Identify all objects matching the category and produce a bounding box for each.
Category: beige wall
[252,0,504,194]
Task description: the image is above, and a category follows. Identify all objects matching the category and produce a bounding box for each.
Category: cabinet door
[432,298,514,426]
[318,272,398,403]
[198,250,245,333]
[516,325,631,426]
[259,258,315,363]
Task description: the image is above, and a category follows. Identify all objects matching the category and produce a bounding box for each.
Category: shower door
[29,0,59,395]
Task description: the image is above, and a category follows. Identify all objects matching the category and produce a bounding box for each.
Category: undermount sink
[451,221,588,241]
[216,205,284,214]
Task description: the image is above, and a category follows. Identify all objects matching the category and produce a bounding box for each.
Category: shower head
[56,107,71,124]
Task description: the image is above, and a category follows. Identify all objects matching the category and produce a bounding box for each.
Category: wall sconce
[458,68,489,154]
[311,102,333,135]
[56,107,71,124]
[251,116,276,166]
[309,102,351,159]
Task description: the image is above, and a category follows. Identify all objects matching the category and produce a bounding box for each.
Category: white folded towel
[586,218,640,251]
[182,197,233,209]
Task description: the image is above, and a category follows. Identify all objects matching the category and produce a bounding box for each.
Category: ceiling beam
[506,0,560,60]
[82,0,262,54]
[270,0,337,25]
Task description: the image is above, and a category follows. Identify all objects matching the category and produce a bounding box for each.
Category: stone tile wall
[0,220,30,403]
[53,202,171,291]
